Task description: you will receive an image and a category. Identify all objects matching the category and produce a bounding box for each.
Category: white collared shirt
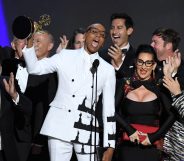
[16,65,29,93]
[82,47,99,64]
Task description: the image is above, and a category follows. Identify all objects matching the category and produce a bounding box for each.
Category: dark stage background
[3,0,184,54]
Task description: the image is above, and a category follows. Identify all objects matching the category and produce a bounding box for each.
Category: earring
[152,69,155,79]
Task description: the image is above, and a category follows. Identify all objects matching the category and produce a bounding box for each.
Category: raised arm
[23,46,61,75]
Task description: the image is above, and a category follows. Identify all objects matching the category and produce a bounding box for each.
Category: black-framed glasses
[87,27,106,38]
[136,59,155,67]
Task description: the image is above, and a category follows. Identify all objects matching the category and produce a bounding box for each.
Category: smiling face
[110,18,133,48]
[84,23,106,54]
[136,52,157,80]
[33,31,54,59]
[151,35,168,61]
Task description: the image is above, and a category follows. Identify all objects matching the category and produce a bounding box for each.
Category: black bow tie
[122,49,127,54]
[19,61,26,67]
[16,59,26,67]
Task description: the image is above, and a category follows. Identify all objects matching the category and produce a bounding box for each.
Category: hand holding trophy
[12,14,51,39]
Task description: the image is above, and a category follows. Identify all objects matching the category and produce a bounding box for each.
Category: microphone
[90,59,99,74]
[89,59,99,160]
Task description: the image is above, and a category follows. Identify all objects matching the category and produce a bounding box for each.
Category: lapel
[1,58,19,76]
[99,48,111,64]
[123,45,135,65]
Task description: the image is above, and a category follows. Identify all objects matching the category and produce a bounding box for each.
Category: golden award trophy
[12,14,51,39]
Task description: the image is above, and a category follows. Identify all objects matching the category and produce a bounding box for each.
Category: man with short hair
[33,30,54,59]
[23,23,116,161]
[151,27,184,160]
[0,71,32,161]
[100,12,135,78]
[151,27,184,87]
[2,31,57,161]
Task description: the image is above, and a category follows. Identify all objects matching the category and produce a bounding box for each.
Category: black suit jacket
[97,45,135,128]
[25,73,57,145]
[155,59,184,125]
[99,45,135,79]
[156,59,184,88]
[2,58,24,76]
[0,46,12,63]
[0,77,32,161]
[2,58,58,145]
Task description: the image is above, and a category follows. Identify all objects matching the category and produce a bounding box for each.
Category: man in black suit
[0,72,32,161]
[99,12,135,79]
[1,38,27,78]
[151,27,184,158]
[98,13,136,151]
[0,45,13,62]
[1,30,57,161]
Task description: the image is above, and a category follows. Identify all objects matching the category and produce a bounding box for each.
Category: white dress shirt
[16,65,29,93]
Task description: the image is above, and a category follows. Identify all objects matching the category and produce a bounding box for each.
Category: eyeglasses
[87,27,106,38]
[136,59,155,67]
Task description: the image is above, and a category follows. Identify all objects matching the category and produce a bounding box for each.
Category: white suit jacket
[23,47,116,148]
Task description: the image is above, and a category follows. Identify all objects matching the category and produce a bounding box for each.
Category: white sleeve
[102,67,116,148]
[22,46,60,75]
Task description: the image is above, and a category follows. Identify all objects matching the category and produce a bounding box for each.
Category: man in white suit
[23,23,116,161]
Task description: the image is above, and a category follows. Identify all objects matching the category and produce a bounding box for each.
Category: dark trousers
[0,150,6,161]
[27,145,49,161]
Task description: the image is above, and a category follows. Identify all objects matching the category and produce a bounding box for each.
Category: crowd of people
[0,12,183,161]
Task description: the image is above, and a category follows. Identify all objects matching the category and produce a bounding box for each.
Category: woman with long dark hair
[115,44,175,161]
